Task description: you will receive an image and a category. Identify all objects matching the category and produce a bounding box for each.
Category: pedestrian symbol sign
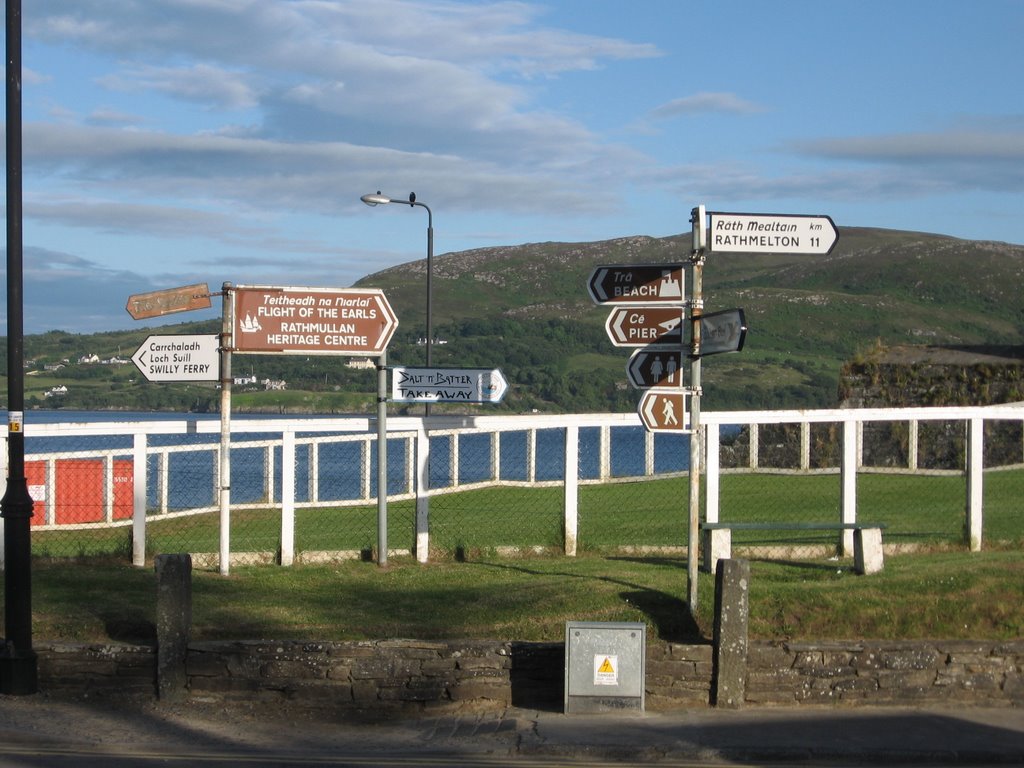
[638,388,691,433]
[594,655,619,686]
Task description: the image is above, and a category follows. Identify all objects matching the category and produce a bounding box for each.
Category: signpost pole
[219,283,233,576]
[376,351,388,567]
[687,205,706,617]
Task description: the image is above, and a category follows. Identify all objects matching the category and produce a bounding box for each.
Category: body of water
[19,410,692,515]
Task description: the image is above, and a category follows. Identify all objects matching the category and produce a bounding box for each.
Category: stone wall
[746,640,1024,706]
[34,638,1023,712]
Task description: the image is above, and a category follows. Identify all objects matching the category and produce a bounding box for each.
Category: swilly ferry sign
[132,334,220,382]
[232,285,398,355]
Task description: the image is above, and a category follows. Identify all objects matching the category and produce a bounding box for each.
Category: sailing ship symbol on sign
[240,315,262,333]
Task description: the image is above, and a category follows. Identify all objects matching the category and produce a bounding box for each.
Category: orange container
[25,460,49,526]
[24,459,133,525]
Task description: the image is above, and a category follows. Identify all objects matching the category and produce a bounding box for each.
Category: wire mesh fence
[709,410,1024,560]
[7,407,1022,571]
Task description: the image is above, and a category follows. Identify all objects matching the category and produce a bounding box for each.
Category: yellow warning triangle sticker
[597,657,615,674]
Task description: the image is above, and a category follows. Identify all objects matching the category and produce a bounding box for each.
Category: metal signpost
[131,334,220,382]
[126,283,400,572]
[124,287,221,570]
[227,284,398,569]
[684,204,837,613]
[392,366,508,404]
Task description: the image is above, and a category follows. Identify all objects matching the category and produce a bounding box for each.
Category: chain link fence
[7,407,1022,571]
[710,409,1024,560]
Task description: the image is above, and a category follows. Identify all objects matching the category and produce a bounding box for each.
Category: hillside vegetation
[4,227,1023,413]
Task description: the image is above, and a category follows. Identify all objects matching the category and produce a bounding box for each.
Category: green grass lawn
[19,549,1024,646]
[27,468,1023,559]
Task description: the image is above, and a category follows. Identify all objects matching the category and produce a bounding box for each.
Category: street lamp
[360,192,434,375]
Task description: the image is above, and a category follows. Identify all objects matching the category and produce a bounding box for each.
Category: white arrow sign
[391,366,509,404]
[708,212,838,254]
[132,334,220,382]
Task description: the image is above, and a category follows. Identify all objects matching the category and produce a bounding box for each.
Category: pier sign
[232,286,398,355]
[708,213,838,255]
[132,334,220,382]
[605,307,684,347]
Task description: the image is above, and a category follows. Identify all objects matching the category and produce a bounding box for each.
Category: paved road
[0,694,1021,766]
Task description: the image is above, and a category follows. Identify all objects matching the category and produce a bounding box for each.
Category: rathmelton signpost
[587,204,836,614]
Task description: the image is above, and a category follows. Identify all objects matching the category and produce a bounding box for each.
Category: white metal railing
[2,405,1021,567]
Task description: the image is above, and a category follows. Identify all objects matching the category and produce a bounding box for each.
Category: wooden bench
[699,522,886,575]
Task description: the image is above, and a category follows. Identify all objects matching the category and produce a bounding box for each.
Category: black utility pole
[1,0,38,695]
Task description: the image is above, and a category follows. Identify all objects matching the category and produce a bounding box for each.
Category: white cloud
[23,1,657,218]
[796,130,1024,163]
[98,63,259,110]
[22,120,630,218]
[649,92,766,120]
[2,246,217,334]
[792,129,1024,192]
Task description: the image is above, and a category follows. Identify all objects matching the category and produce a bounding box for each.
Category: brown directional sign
[627,347,686,389]
[126,283,211,320]
[232,285,398,355]
[588,263,686,305]
[605,307,684,347]
[638,388,691,433]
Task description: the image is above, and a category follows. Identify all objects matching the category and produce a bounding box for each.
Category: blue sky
[4,0,1023,333]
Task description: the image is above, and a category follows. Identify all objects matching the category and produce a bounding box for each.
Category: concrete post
[712,558,749,708]
[155,553,192,700]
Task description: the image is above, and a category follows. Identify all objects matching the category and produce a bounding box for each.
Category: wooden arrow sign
[126,283,211,320]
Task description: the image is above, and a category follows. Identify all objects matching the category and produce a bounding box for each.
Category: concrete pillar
[701,528,731,574]
[155,553,192,700]
[853,528,884,575]
[712,558,749,708]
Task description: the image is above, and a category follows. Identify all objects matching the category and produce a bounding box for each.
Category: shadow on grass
[472,558,705,643]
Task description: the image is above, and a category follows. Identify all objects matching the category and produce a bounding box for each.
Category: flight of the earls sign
[587,207,838,431]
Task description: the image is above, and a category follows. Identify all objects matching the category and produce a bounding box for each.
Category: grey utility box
[564,621,646,714]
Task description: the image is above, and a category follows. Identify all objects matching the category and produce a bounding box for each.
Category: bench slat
[700,522,886,531]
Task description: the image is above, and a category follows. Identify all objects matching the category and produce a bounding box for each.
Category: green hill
[4,227,1023,413]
